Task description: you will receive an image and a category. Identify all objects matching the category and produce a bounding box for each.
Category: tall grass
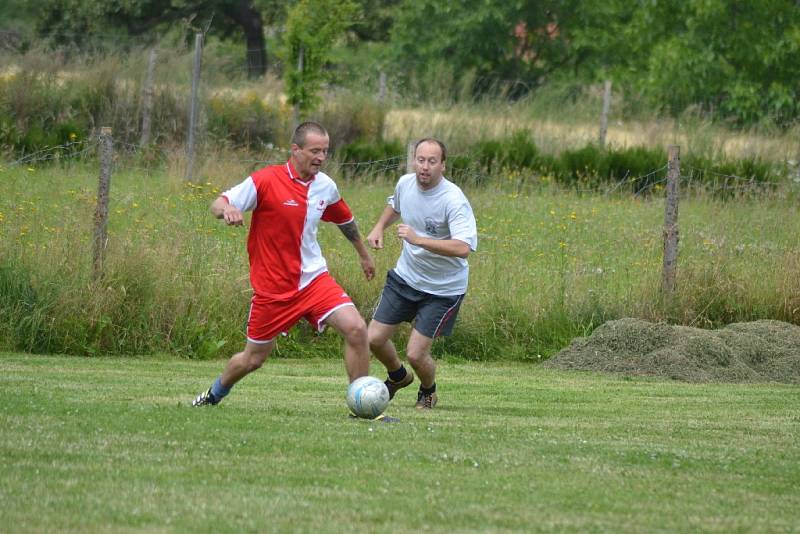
[384,92,800,165]
[1,152,799,359]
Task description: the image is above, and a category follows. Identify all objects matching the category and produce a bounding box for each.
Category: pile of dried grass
[545,318,800,384]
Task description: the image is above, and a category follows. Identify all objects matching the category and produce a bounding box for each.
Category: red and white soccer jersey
[222,161,354,300]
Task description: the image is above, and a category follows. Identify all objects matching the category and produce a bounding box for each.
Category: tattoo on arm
[338,220,361,242]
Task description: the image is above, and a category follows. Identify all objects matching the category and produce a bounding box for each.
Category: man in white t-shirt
[366,138,477,410]
[192,122,375,407]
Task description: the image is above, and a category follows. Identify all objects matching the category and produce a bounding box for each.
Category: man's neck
[287,160,314,183]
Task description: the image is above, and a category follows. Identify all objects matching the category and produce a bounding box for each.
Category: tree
[558,0,800,126]
[37,0,274,78]
[387,0,570,96]
[282,0,359,116]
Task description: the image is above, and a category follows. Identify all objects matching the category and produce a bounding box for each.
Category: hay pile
[545,318,800,384]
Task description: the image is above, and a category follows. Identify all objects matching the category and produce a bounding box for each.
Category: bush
[317,91,387,149]
[554,144,608,185]
[337,139,403,163]
[473,131,541,172]
[683,154,779,198]
[605,146,666,193]
[207,90,287,149]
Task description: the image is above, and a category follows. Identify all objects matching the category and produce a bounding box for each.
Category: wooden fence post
[406,140,416,174]
[292,46,305,128]
[140,47,158,147]
[598,80,612,147]
[93,127,113,281]
[661,145,680,303]
[185,33,203,183]
[377,71,387,105]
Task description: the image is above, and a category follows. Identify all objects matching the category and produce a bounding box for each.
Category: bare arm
[338,220,375,280]
[366,205,401,249]
[396,224,471,258]
[210,196,244,226]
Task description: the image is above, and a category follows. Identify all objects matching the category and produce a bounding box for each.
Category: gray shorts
[372,270,464,338]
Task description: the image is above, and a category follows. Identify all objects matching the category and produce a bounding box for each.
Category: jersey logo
[283,199,300,207]
[425,217,439,235]
[316,199,326,211]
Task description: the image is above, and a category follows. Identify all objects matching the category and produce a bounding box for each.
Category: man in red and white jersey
[193,122,375,407]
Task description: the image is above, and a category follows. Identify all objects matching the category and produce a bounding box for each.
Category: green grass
[2,354,799,532]
[1,161,800,359]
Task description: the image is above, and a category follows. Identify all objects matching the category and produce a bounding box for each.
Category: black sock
[388,365,407,382]
[419,383,436,395]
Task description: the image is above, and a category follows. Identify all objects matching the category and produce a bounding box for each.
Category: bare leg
[406,329,436,388]
[220,340,274,388]
[368,319,402,372]
[324,305,369,382]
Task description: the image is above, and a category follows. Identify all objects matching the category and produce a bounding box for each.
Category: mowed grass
[2,354,799,532]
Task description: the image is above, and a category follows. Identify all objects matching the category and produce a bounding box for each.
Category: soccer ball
[346,376,390,419]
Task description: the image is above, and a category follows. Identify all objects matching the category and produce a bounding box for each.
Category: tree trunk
[229,0,267,78]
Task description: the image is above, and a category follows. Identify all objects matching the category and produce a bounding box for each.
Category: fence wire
[2,137,796,200]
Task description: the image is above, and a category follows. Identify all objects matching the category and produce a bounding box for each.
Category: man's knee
[406,346,430,367]
[242,343,272,372]
[367,321,396,349]
[342,317,368,345]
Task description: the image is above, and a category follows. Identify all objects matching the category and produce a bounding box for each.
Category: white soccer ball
[346,376,390,419]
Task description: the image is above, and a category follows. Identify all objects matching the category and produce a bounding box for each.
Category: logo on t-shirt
[316,199,326,211]
[424,217,438,235]
[283,199,300,207]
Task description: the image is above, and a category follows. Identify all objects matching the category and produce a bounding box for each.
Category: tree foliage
[560,0,800,126]
[388,0,569,95]
[282,0,359,115]
[10,0,800,126]
[36,0,272,77]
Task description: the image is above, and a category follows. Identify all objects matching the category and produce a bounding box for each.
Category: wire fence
[4,133,796,202]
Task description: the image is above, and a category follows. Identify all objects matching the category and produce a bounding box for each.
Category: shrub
[554,144,608,185]
[317,91,387,149]
[605,146,666,193]
[207,90,287,149]
[473,131,540,172]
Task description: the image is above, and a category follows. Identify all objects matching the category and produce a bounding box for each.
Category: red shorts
[246,273,354,343]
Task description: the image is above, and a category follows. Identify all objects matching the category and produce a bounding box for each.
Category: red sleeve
[322,198,354,224]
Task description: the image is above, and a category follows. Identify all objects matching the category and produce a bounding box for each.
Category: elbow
[455,244,471,259]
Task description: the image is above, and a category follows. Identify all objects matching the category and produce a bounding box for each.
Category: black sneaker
[385,372,414,400]
[192,388,219,406]
[415,391,438,410]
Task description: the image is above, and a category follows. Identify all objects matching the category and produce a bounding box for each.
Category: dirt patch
[545,318,800,384]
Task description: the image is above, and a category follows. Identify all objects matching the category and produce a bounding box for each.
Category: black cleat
[192,388,219,407]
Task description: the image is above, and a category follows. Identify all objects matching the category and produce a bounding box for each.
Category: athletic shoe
[192,388,219,406]
[415,391,438,410]
[385,372,414,400]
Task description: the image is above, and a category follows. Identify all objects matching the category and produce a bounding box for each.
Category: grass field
[2,354,799,532]
[2,161,799,359]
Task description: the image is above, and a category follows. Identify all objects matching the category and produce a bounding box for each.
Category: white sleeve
[388,177,404,212]
[448,200,478,251]
[222,176,258,212]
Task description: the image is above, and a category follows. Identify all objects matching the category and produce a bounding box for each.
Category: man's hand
[360,254,375,280]
[222,204,244,226]
[366,227,384,249]
[397,224,419,245]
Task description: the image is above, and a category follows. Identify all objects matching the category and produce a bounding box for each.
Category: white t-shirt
[389,173,478,296]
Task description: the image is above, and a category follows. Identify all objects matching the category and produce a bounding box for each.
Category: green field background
[1,161,799,360]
